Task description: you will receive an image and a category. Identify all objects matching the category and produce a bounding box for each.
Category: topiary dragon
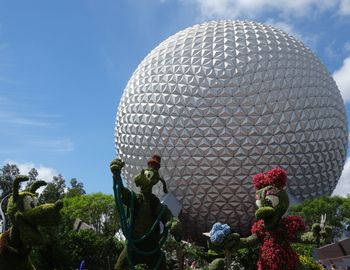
[0,175,63,270]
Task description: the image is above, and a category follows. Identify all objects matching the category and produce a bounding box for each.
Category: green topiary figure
[110,155,182,270]
[0,175,63,270]
[208,258,226,270]
[300,214,333,247]
[209,168,307,270]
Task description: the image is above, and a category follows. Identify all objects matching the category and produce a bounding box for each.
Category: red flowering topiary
[251,216,305,270]
[253,173,269,189]
[252,168,287,190]
[283,216,306,241]
[249,168,305,270]
[266,168,287,188]
[212,168,306,270]
[251,219,265,238]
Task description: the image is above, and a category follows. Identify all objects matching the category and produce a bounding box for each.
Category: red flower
[253,173,269,189]
[266,168,287,188]
[259,237,298,270]
[251,219,265,238]
[282,216,305,241]
[252,168,287,190]
[251,217,303,270]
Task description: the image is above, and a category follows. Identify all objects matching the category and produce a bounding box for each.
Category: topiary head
[134,155,168,194]
[6,175,63,246]
[253,168,289,228]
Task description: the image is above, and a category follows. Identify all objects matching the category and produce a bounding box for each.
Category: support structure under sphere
[115,20,348,238]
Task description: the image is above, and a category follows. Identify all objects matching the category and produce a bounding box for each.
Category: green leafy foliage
[62,229,121,270]
[298,255,323,270]
[4,162,348,269]
[66,178,86,198]
[62,192,119,234]
[25,168,39,191]
[32,225,123,270]
[292,243,314,257]
[32,193,121,270]
[0,176,63,270]
[39,174,66,203]
[290,196,350,239]
[0,163,20,198]
[232,246,259,270]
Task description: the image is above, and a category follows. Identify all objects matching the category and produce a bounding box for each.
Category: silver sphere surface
[115,20,348,237]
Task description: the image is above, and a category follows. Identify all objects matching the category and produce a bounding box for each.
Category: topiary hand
[166,217,182,242]
[208,232,240,251]
[223,232,240,250]
[110,159,125,175]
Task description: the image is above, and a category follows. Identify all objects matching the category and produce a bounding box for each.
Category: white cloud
[333,57,350,102]
[4,160,58,182]
[333,157,350,196]
[339,0,350,15]
[191,0,235,19]
[185,0,345,19]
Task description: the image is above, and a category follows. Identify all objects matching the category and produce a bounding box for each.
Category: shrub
[299,255,323,270]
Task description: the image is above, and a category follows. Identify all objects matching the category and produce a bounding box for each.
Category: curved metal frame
[0,193,11,233]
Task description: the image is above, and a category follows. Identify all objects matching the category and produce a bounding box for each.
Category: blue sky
[0,0,350,195]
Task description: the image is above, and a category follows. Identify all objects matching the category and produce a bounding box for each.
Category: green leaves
[62,192,119,234]
[290,195,350,239]
[31,193,121,270]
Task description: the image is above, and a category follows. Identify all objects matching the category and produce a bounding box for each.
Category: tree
[31,226,122,270]
[290,196,350,239]
[0,164,20,198]
[25,168,39,191]
[31,193,122,270]
[66,178,86,198]
[39,174,66,203]
[62,193,119,234]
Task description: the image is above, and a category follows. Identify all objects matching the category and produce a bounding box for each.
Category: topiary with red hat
[110,155,181,270]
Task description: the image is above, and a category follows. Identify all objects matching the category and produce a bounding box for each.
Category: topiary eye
[23,195,37,210]
[256,200,262,208]
[144,170,154,180]
[265,195,279,207]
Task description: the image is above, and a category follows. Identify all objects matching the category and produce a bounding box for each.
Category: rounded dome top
[115,20,348,236]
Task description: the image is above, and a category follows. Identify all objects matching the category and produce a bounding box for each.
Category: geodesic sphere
[115,20,348,237]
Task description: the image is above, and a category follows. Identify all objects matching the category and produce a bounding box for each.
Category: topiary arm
[159,204,173,223]
[159,203,182,241]
[238,234,259,248]
[224,233,259,251]
[110,159,131,206]
[210,232,259,253]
